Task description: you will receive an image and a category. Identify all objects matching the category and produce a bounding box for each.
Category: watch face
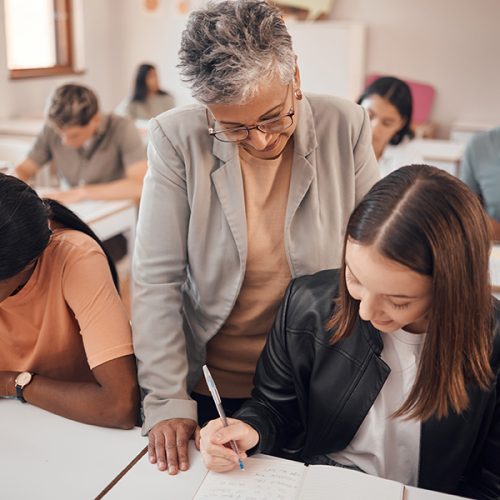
[16,371,32,387]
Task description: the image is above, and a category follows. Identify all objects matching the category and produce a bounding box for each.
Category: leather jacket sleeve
[456,302,500,499]
[235,278,306,457]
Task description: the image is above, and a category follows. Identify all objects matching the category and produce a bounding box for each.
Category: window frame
[7,0,81,80]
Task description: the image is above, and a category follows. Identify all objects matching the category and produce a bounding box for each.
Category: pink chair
[365,73,436,126]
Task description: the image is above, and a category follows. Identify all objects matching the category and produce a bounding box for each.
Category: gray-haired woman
[133,0,379,474]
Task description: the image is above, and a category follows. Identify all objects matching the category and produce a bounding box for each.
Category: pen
[202,365,245,471]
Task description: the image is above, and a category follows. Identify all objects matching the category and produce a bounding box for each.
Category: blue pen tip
[239,459,245,471]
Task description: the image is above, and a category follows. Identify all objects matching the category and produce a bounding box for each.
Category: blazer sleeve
[353,107,380,205]
[235,279,305,456]
[132,117,197,434]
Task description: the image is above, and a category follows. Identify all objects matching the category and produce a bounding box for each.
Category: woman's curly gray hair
[178,0,296,104]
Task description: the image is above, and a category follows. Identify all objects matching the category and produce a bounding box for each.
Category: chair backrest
[365,73,436,125]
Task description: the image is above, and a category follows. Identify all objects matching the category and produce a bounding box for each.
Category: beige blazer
[132,94,379,433]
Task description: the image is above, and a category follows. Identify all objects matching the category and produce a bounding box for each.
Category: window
[4,0,77,79]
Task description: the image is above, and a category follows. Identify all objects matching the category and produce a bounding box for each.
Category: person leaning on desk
[14,83,147,205]
[132,0,379,476]
[0,174,139,428]
[201,165,500,499]
[460,125,500,241]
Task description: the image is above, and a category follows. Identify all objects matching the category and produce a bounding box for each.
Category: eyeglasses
[206,83,295,143]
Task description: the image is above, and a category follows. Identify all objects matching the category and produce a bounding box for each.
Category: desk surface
[67,199,136,225]
[0,117,44,136]
[2,403,469,500]
[1,401,145,500]
[412,139,465,162]
[105,442,207,499]
[105,443,465,500]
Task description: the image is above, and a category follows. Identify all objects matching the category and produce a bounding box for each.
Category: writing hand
[44,187,87,205]
[200,417,259,472]
[148,418,199,474]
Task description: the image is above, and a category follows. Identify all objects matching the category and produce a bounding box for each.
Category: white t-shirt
[328,328,426,486]
[379,140,424,178]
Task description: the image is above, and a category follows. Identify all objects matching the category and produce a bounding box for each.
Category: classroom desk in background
[1,401,143,500]
[382,139,465,177]
[35,190,138,267]
[67,198,137,258]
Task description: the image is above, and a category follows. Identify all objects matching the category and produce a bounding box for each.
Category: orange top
[0,229,133,382]
[195,140,293,398]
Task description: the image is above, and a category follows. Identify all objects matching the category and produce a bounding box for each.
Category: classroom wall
[0,0,498,139]
[109,0,195,110]
[331,0,500,137]
[0,0,121,118]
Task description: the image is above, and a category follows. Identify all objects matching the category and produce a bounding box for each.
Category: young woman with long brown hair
[200,165,500,499]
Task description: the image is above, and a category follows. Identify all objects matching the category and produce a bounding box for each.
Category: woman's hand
[200,417,259,472]
[148,418,200,474]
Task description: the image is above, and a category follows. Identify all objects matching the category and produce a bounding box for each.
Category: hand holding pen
[202,365,246,471]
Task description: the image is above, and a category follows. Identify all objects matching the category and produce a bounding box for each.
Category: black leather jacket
[236,270,500,499]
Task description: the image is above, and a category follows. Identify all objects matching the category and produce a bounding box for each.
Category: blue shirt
[460,126,500,221]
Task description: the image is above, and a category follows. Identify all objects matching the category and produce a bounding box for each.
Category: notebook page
[299,465,404,500]
[193,456,306,500]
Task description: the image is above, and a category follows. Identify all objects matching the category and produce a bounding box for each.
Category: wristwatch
[14,371,34,403]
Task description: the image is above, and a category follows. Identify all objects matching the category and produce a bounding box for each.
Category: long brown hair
[329,165,494,420]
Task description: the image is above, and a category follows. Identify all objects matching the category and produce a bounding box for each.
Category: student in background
[133,0,378,475]
[357,77,415,173]
[0,174,139,428]
[200,165,500,499]
[14,84,147,205]
[116,63,175,120]
[460,126,500,240]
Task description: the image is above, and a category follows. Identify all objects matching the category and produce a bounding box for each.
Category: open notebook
[193,455,405,500]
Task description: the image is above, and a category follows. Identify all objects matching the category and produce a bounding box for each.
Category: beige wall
[1,0,498,140]
[331,0,500,137]
[0,0,121,118]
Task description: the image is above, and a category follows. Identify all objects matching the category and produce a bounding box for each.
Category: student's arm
[0,356,138,429]
[459,137,482,195]
[14,158,41,182]
[14,126,54,182]
[236,279,304,452]
[200,279,304,471]
[456,372,500,498]
[133,117,198,475]
[47,159,147,204]
[47,117,147,203]
[0,245,140,428]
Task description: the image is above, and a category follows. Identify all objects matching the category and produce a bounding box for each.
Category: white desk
[383,139,465,177]
[105,442,207,499]
[1,404,470,500]
[67,199,137,257]
[105,443,466,500]
[1,401,146,500]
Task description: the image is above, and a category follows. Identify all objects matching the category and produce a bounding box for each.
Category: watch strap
[15,383,27,403]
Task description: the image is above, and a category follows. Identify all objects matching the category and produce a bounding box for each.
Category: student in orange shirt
[0,174,139,428]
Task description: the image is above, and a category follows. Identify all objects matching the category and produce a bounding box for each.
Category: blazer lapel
[211,139,248,268]
[284,97,319,276]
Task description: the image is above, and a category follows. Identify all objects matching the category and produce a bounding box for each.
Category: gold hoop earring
[294,88,303,100]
